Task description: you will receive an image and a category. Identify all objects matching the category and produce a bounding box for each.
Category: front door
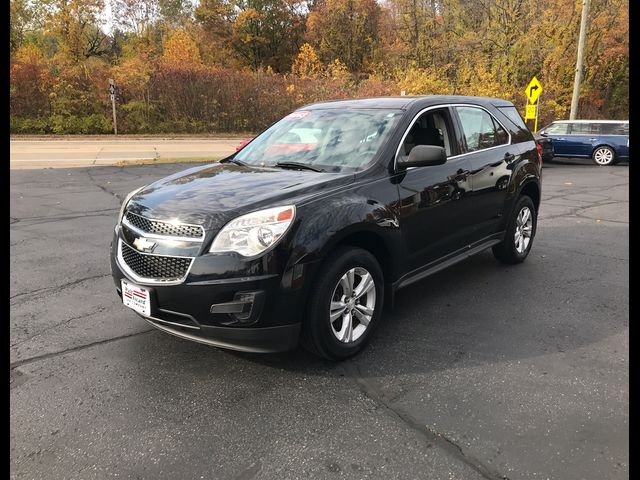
[540,122,571,156]
[394,107,475,272]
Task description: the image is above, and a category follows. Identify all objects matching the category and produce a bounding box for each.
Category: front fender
[290,192,401,265]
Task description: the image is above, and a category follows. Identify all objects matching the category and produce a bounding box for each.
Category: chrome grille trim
[124,211,205,240]
[117,239,194,285]
[122,217,204,243]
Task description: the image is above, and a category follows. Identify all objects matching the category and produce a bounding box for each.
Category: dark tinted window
[456,106,508,152]
[570,123,599,134]
[492,117,509,144]
[401,109,454,157]
[497,106,528,130]
[541,123,569,135]
[600,122,629,135]
[496,105,533,142]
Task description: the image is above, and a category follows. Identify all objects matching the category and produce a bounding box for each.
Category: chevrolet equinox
[110,96,542,360]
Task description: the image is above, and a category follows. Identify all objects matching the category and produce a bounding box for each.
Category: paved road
[10,159,628,479]
[10,137,247,169]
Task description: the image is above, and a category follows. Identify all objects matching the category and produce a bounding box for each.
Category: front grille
[120,241,192,280]
[125,211,204,239]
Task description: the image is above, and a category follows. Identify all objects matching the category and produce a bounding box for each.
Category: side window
[541,123,569,135]
[492,117,509,144]
[570,123,598,135]
[455,106,508,152]
[401,110,454,157]
[600,123,629,135]
[497,106,527,130]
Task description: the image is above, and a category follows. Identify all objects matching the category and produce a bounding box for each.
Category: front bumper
[110,232,313,353]
[137,313,301,353]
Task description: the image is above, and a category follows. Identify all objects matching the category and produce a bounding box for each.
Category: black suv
[110,96,542,360]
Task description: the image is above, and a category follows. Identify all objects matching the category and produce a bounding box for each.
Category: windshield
[235,109,403,172]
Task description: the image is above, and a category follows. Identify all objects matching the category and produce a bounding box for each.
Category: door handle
[588,138,597,141]
[557,138,565,141]
[504,152,516,163]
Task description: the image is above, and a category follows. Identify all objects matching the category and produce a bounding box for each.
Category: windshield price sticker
[285,111,310,120]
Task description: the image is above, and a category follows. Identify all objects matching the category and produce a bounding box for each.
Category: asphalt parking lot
[10,158,628,479]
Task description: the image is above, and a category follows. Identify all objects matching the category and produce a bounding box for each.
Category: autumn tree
[306,0,384,73]
[196,0,306,71]
[291,43,323,78]
[9,0,629,134]
[161,28,202,68]
[42,0,109,62]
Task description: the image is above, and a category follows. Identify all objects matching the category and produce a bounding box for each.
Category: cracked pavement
[10,158,628,479]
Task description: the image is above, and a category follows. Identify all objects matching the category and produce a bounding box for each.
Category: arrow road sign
[525,76,543,104]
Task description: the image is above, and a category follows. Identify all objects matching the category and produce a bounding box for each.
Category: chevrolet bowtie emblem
[133,237,156,252]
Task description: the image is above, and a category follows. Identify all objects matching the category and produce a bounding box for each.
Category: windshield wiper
[220,157,248,166]
[273,162,324,172]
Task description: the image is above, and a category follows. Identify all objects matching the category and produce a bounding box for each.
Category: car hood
[126,162,353,231]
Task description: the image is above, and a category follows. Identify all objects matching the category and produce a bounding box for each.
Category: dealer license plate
[121,280,151,316]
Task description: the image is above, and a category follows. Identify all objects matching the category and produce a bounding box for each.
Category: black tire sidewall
[303,247,384,360]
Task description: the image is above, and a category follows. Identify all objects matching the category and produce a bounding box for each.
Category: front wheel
[592,146,615,166]
[492,195,537,264]
[301,247,384,360]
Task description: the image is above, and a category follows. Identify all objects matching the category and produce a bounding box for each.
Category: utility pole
[569,0,591,120]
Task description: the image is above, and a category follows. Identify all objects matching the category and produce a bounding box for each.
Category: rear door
[565,122,599,156]
[451,105,516,241]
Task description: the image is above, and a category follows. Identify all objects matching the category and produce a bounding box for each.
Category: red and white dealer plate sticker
[121,279,151,316]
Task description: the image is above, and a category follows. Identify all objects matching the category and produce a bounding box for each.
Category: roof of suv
[304,95,514,110]
[551,119,628,123]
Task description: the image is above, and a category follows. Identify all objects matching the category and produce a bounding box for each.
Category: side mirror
[397,145,447,169]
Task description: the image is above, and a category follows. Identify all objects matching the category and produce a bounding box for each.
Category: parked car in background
[111,96,542,360]
[538,120,629,166]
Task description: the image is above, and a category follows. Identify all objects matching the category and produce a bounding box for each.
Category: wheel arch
[319,227,395,286]
[519,180,541,212]
[591,144,617,157]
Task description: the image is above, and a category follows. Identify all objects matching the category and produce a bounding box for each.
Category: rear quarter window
[600,123,629,135]
[496,106,534,143]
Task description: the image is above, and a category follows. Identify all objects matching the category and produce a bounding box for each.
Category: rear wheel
[492,195,537,264]
[301,247,384,360]
[592,146,615,166]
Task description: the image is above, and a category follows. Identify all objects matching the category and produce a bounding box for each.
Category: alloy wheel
[514,206,533,254]
[329,267,376,343]
[593,147,614,165]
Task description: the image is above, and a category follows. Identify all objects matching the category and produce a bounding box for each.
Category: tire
[301,247,384,360]
[592,146,615,166]
[492,195,537,264]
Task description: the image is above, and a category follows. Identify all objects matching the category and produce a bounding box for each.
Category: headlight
[117,186,144,224]
[210,205,296,257]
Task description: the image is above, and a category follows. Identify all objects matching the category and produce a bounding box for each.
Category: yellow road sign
[525,76,543,104]
[525,104,537,119]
